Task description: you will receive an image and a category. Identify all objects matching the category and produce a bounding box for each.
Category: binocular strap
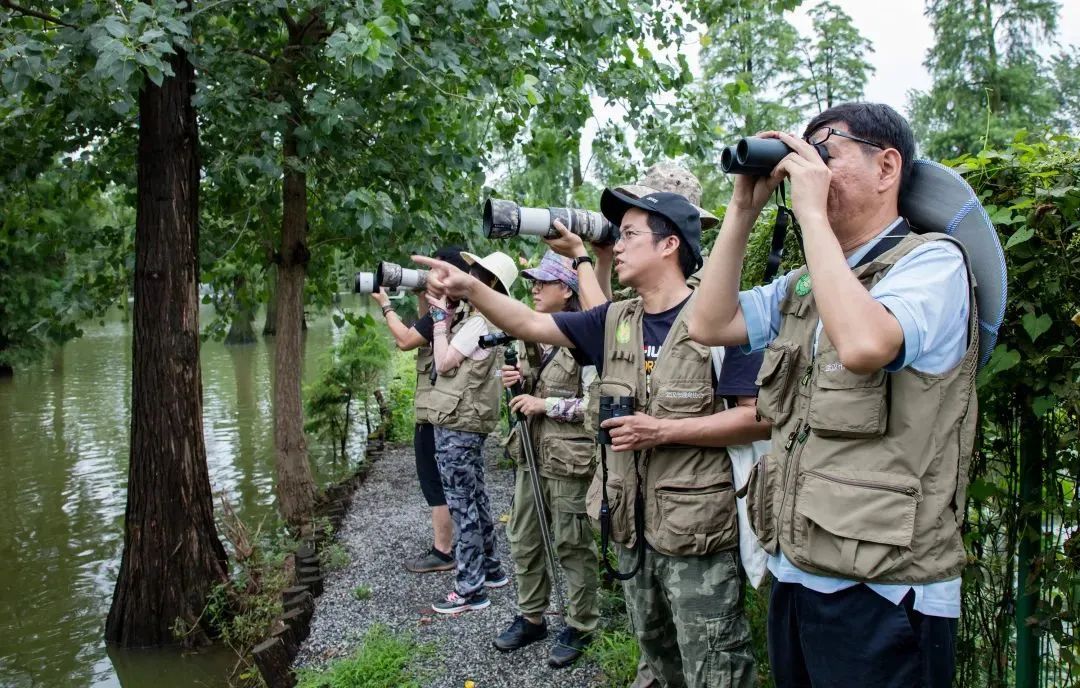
[599,443,647,581]
[764,184,803,284]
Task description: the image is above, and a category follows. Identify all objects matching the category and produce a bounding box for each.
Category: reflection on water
[0,299,368,687]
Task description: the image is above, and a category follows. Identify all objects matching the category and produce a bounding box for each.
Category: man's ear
[878,148,903,193]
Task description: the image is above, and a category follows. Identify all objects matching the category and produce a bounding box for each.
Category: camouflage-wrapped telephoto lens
[375,261,429,290]
[483,198,621,246]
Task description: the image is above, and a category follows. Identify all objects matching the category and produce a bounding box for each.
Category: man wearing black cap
[372,245,471,574]
[414,191,765,687]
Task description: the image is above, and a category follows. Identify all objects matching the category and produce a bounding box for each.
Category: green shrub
[384,347,416,442]
[295,625,423,688]
[587,628,639,688]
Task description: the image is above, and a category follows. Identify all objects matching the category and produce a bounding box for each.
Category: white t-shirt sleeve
[449,316,492,361]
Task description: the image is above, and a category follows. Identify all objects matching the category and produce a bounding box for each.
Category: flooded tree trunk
[273,71,316,526]
[225,276,256,345]
[105,40,228,647]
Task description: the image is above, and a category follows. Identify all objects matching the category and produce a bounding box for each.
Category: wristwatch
[571,255,594,271]
[430,307,449,323]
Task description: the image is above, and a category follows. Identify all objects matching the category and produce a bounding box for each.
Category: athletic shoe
[548,626,592,668]
[403,547,455,573]
[484,567,510,588]
[493,615,548,652]
[432,589,490,614]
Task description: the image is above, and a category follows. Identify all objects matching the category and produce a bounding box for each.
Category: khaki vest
[584,295,738,557]
[419,311,503,434]
[505,346,596,480]
[746,233,978,584]
[413,343,435,425]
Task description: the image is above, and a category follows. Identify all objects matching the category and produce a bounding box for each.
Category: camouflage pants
[506,468,600,632]
[617,544,756,688]
[434,427,501,596]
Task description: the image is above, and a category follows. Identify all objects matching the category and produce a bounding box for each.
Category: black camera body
[721,136,830,176]
[478,331,515,350]
[597,395,635,445]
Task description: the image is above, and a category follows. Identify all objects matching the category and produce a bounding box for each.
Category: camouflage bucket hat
[614,162,719,229]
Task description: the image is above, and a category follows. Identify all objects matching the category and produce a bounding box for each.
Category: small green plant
[295,625,423,688]
[586,628,640,688]
[320,542,351,572]
[351,585,372,601]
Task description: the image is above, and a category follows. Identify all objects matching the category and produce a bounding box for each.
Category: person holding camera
[426,250,519,615]
[415,192,765,687]
[492,250,600,667]
[689,103,975,688]
[370,246,471,574]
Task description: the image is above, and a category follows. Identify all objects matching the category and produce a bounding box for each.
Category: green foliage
[948,135,1080,686]
[587,628,640,688]
[295,625,424,688]
[909,0,1072,159]
[800,2,874,113]
[305,315,392,461]
[351,585,372,602]
[384,346,417,443]
[320,542,352,573]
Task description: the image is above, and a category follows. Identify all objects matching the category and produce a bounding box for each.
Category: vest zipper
[802,469,923,501]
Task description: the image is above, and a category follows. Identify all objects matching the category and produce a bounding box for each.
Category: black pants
[414,422,446,507]
[769,581,957,688]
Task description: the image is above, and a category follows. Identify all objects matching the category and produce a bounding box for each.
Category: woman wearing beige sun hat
[425,250,520,615]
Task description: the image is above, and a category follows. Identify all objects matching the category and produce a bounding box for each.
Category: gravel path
[295,436,607,688]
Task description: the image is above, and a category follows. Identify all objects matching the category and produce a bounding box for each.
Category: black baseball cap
[600,189,703,272]
[435,245,470,272]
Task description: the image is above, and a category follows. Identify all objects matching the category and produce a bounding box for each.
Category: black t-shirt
[551,298,763,399]
[413,313,435,343]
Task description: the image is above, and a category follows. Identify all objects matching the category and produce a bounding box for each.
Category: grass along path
[294,436,616,688]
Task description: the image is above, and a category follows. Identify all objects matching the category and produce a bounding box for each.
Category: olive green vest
[746,233,978,584]
[505,346,596,480]
[584,295,738,557]
[419,311,503,434]
[413,342,435,426]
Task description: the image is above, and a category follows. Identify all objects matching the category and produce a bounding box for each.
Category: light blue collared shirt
[738,218,969,618]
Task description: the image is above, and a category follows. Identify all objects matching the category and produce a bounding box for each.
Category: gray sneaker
[404,547,455,573]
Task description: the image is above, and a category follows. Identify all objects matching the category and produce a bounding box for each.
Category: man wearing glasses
[690,102,975,687]
[415,190,767,688]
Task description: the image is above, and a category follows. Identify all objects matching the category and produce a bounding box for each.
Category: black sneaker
[432,589,490,614]
[548,626,592,668]
[493,615,548,652]
[484,567,510,588]
[404,547,455,573]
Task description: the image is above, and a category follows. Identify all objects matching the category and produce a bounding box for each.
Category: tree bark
[272,59,317,526]
[105,39,228,647]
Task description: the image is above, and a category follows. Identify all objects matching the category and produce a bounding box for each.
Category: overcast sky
[577,0,1080,179]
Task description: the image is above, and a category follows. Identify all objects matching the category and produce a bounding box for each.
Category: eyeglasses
[615,228,660,245]
[805,127,885,150]
[530,279,560,288]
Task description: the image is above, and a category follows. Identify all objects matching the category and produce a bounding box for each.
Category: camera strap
[764,183,800,283]
[599,444,646,581]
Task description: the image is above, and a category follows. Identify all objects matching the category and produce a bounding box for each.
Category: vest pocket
[653,384,713,418]
[425,389,462,425]
[745,454,779,554]
[808,360,888,438]
[586,472,629,543]
[541,435,596,479]
[502,424,527,466]
[654,476,737,556]
[755,343,799,426]
[792,469,922,580]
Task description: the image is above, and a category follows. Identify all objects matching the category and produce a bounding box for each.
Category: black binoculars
[597,395,635,445]
[721,136,830,176]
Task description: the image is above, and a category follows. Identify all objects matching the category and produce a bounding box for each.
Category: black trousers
[769,581,957,688]
[413,422,445,507]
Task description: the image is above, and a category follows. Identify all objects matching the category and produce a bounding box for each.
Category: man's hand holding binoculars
[600,412,664,453]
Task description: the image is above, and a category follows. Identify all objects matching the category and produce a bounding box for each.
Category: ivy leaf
[1021,312,1052,342]
[1032,396,1056,417]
